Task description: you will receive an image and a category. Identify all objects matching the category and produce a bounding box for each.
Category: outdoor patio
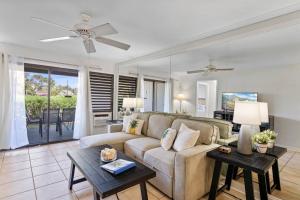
[27,124,74,145]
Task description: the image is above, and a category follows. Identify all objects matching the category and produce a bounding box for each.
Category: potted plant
[252,133,269,153]
[263,130,277,148]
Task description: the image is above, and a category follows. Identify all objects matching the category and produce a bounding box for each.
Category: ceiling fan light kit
[32,13,130,53]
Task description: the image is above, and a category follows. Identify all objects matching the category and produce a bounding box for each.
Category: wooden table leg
[258,174,269,200]
[68,162,75,190]
[233,166,239,179]
[140,182,148,200]
[266,171,271,194]
[93,187,100,200]
[225,164,234,190]
[243,169,255,200]
[272,160,281,190]
[208,160,222,200]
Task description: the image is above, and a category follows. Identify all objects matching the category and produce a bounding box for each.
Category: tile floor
[0,141,299,200]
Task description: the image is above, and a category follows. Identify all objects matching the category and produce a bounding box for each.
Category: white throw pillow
[122,115,137,132]
[126,119,144,135]
[161,128,177,151]
[173,123,200,152]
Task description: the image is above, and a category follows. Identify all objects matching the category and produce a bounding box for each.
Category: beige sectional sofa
[80,112,235,200]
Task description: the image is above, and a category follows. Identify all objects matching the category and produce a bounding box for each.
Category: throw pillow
[126,119,144,135]
[161,128,177,151]
[122,115,137,132]
[173,123,200,151]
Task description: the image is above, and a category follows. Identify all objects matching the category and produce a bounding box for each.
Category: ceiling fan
[31,13,130,53]
[187,64,234,75]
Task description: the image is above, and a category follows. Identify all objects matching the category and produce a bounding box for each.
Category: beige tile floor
[0,141,299,200]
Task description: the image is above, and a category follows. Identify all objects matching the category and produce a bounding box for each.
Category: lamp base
[237,125,260,155]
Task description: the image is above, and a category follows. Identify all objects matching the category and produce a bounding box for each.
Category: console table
[229,141,287,193]
[207,147,276,200]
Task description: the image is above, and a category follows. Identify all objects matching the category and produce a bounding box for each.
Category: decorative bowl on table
[101,148,117,162]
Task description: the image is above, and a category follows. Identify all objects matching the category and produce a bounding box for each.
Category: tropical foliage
[25,72,77,118]
[25,96,77,118]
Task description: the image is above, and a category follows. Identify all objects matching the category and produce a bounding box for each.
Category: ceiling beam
[118,7,300,67]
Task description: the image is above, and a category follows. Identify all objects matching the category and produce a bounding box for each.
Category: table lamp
[233,101,261,155]
[122,98,144,114]
[176,93,185,113]
[135,98,144,112]
[122,98,136,115]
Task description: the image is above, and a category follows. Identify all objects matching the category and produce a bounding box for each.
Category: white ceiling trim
[118,5,300,67]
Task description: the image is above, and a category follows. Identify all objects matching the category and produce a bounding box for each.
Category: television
[222,92,258,110]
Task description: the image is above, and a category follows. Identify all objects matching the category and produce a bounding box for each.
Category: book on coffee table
[101,159,136,175]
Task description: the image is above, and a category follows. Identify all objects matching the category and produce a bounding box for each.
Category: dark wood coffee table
[207,147,276,200]
[67,145,156,200]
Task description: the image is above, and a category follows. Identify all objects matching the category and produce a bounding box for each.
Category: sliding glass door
[25,64,78,145]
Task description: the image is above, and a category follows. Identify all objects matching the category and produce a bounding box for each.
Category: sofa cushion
[171,119,214,145]
[189,117,233,139]
[80,132,141,151]
[124,137,161,161]
[173,123,200,152]
[144,147,176,178]
[147,114,174,139]
[122,115,137,132]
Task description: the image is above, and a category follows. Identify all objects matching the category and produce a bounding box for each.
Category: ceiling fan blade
[95,36,130,50]
[40,36,78,42]
[187,70,206,74]
[215,68,234,71]
[83,39,96,53]
[89,23,118,36]
[31,17,72,31]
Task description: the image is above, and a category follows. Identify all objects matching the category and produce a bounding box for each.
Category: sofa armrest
[217,134,238,145]
[107,124,123,133]
[174,143,220,200]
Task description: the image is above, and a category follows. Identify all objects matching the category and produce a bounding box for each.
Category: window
[118,75,137,111]
[89,72,114,113]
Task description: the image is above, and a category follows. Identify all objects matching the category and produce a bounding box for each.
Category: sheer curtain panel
[73,66,90,139]
[0,54,28,149]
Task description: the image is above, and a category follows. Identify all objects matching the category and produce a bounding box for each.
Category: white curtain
[136,74,145,112]
[73,66,90,139]
[0,54,28,149]
[164,79,172,113]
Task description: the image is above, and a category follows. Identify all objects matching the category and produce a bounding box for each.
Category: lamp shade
[259,102,269,123]
[176,93,185,100]
[233,101,261,125]
[135,98,144,109]
[122,98,144,109]
[122,98,136,108]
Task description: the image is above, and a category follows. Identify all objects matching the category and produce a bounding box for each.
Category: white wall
[173,65,300,148]
[0,43,115,72]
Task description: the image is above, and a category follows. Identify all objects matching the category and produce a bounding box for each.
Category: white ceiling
[1,0,300,64]
[132,22,300,73]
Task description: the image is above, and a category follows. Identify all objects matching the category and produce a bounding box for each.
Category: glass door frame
[25,63,78,144]
[144,78,166,112]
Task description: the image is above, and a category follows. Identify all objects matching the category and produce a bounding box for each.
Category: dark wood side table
[229,141,287,193]
[207,147,276,200]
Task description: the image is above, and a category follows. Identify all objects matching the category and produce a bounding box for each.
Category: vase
[256,143,268,153]
[267,140,275,148]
